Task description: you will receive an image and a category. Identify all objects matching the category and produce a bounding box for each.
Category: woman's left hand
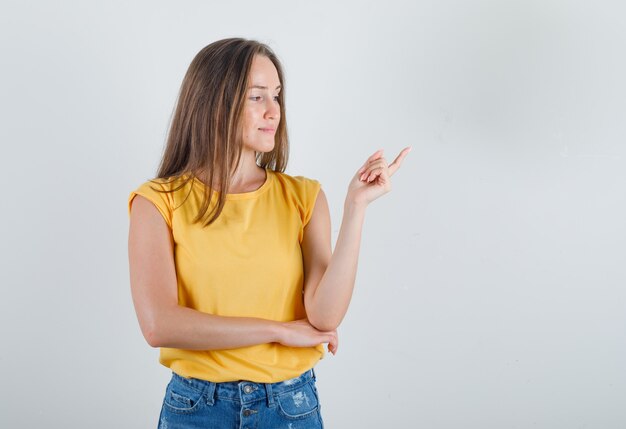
[346,146,412,206]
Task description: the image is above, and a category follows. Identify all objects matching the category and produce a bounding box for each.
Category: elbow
[142,323,162,348]
[141,316,166,348]
[139,305,178,348]
[305,300,341,332]
[308,314,340,332]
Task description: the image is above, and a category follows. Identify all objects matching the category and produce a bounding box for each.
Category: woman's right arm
[128,195,337,353]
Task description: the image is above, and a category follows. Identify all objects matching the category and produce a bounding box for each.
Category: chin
[243,133,277,152]
[258,142,276,153]
[244,142,274,154]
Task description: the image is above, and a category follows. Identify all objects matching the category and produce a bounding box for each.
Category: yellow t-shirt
[127,168,324,382]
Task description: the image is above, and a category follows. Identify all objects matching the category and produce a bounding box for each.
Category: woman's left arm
[302,147,411,332]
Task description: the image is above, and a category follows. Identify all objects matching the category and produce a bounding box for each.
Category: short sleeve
[128,180,173,229]
[297,177,322,228]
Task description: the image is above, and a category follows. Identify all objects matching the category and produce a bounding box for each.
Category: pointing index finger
[388,146,412,176]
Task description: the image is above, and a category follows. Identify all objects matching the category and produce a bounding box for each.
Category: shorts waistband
[170,368,317,406]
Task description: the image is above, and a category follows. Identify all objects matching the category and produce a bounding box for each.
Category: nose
[264,98,280,120]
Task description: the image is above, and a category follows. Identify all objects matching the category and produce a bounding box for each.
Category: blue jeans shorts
[157,368,324,428]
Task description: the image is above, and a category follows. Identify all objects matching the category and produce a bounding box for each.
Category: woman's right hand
[346,147,411,206]
[278,319,338,355]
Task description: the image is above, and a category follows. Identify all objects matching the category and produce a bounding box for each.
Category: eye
[249,96,280,103]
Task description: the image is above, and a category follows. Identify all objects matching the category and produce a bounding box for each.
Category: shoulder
[128,174,193,226]
[271,170,321,196]
[271,170,323,229]
[136,174,189,191]
[131,174,195,201]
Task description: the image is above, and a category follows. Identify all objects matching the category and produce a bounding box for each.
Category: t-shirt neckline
[189,168,273,200]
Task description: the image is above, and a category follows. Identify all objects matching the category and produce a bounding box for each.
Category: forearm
[307,200,367,331]
[145,305,283,350]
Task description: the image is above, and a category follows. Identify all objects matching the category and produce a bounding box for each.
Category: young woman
[128,37,410,428]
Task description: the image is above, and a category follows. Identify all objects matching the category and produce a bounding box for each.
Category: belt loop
[205,381,216,406]
[264,382,274,407]
[311,367,316,381]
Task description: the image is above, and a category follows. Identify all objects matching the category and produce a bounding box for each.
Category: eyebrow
[248,85,281,90]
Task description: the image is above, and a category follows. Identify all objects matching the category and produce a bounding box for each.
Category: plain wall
[1,0,625,427]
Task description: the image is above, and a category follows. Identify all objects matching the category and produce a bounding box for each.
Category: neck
[195,149,267,191]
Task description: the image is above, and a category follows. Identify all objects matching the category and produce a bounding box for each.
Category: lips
[259,128,275,133]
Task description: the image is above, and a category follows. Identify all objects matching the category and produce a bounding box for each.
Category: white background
[1,0,625,428]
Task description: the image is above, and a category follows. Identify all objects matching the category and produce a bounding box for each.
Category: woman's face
[241,55,281,154]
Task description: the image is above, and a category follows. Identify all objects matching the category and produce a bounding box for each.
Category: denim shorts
[157,368,324,428]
